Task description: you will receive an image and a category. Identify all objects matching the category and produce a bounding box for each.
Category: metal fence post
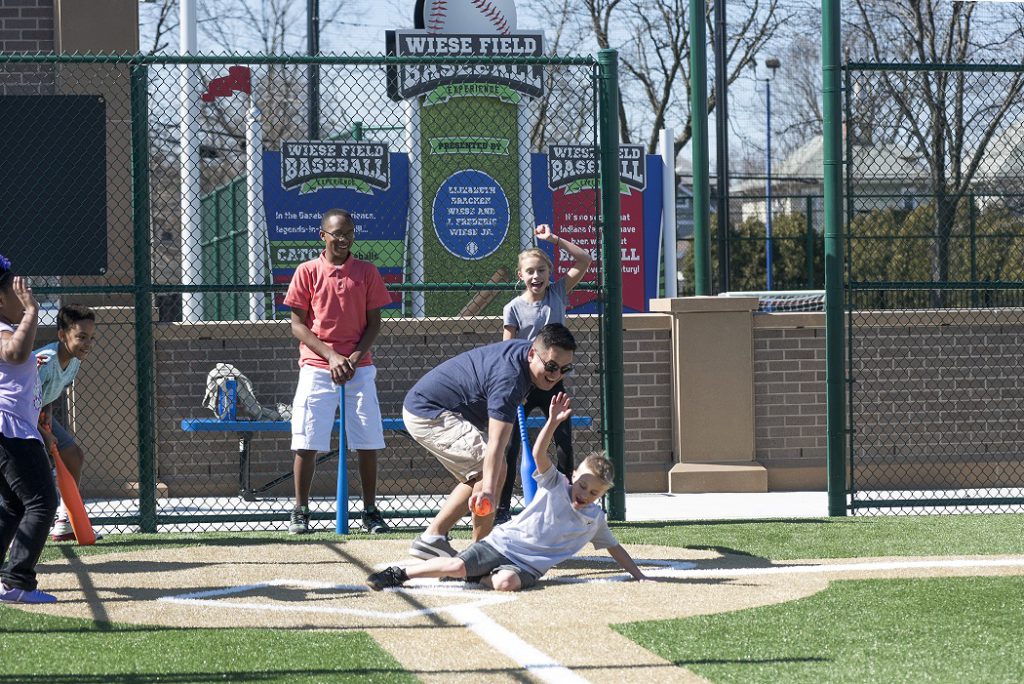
[598,49,625,521]
[969,193,978,307]
[823,0,847,516]
[131,63,157,532]
[806,195,815,288]
[689,0,711,295]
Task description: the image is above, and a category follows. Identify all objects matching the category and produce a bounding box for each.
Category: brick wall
[0,0,53,51]
[1,0,55,95]
[153,315,674,497]
[621,318,674,486]
[753,319,827,467]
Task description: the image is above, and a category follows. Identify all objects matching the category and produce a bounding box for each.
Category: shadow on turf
[672,656,830,666]
[0,669,409,683]
[618,519,837,529]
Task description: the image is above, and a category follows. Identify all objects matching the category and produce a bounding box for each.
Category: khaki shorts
[402,407,486,483]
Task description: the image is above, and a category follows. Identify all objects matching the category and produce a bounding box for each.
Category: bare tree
[139,0,178,54]
[848,0,1024,287]
[577,0,787,154]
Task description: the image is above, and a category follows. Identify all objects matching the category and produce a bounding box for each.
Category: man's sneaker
[51,517,74,542]
[362,506,389,534]
[288,506,310,535]
[0,582,57,604]
[366,566,408,591]
[493,507,512,526]
[408,534,456,560]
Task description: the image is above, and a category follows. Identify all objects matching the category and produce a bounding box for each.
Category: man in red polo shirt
[284,208,392,534]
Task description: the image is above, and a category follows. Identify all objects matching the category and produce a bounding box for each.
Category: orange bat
[39,414,96,546]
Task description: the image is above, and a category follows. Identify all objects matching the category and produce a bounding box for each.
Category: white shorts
[290,365,386,452]
[402,407,486,483]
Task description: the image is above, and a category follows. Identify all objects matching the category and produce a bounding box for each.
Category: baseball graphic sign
[415,0,517,34]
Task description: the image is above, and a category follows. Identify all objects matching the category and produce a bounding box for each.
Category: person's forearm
[352,317,380,359]
[608,545,646,580]
[550,234,592,267]
[530,422,557,473]
[290,323,336,363]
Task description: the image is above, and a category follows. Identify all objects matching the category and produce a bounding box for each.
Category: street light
[762,57,780,290]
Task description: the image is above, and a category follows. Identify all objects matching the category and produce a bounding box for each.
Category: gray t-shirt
[403,339,533,429]
[503,278,568,341]
[482,464,618,578]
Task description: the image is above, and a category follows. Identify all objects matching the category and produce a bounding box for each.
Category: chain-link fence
[677,193,825,295]
[1,51,617,533]
[844,63,1024,514]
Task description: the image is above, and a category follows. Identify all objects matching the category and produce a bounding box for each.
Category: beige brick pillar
[649,296,767,492]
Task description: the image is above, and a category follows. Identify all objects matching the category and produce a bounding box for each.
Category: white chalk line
[157,555,1024,684]
[551,555,1024,583]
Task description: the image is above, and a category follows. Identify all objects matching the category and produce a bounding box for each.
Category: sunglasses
[541,359,574,375]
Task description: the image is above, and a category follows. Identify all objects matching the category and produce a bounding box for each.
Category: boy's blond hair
[577,454,615,488]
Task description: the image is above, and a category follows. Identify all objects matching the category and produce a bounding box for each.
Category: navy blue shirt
[404,339,533,429]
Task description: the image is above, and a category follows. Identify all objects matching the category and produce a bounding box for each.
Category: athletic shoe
[0,583,57,604]
[408,534,456,560]
[366,566,408,591]
[288,506,310,535]
[362,506,389,534]
[493,507,512,526]
[51,530,104,543]
[51,516,75,542]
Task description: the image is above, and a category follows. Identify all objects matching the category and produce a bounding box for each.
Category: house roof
[973,118,1024,181]
[731,135,930,194]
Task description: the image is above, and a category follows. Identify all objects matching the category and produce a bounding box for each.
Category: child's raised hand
[12,276,38,313]
[534,224,553,242]
[549,391,573,423]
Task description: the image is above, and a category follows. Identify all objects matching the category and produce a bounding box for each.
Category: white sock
[421,533,446,543]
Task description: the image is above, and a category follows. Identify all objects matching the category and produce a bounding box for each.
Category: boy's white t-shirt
[34,341,81,407]
[481,464,618,578]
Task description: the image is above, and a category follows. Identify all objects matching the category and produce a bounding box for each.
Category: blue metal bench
[180,414,593,502]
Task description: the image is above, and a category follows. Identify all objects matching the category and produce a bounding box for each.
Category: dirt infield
[20,541,1024,683]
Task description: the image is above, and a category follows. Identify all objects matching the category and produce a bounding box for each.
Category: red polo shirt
[284,252,392,369]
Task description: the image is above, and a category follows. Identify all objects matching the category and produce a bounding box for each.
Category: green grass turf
[0,607,416,683]
[614,575,1024,684]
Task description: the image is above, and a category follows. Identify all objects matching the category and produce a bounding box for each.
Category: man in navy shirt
[403,323,577,559]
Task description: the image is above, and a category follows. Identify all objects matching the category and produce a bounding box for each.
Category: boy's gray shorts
[458,541,539,590]
[50,417,76,450]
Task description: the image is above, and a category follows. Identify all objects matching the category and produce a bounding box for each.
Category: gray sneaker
[288,506,310,535]
[408,534,456,560]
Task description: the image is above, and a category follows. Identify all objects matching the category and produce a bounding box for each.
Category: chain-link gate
[0,51,619,533]
[844,63,1024,514]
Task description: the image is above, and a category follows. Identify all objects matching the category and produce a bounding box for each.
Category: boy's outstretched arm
[530,392,572,475]
[607,544,651,582]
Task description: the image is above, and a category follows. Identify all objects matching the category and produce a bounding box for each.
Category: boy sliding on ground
[368,392,649,592]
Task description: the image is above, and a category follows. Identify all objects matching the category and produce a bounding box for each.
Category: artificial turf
[614,575,1024,684]
[0,606,416,683]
